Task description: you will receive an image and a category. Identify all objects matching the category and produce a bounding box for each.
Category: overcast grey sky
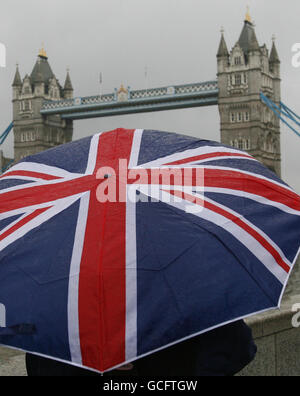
[0,0,300,192]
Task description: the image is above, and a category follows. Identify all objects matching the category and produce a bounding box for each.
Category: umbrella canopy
[0,128,299,373]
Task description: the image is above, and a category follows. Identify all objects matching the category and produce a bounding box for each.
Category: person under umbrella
[25,319,256,376]
[0,129,298,375]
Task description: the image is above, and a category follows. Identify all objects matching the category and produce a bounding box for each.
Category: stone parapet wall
[284,255,300,300]
[238,298,300,376]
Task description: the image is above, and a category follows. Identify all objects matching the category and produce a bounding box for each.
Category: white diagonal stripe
[68,192,90,365]
[0,194,83,253]
[85,133,101,174]
[128,129,143,169]
[202,187,300,217]
[125,129,143,361]
[137,146,254,169]
[2,162,82,179]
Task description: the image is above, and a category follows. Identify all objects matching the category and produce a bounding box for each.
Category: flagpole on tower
[145,66,148,92]
[99,72,103,100]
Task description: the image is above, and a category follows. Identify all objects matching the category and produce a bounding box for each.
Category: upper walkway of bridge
[40,80,218,120]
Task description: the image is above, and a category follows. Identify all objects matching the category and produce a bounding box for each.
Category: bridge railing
[175,81,219,94]
[82,93,115,105]
[129,86,168,99]
[42,98,74,110]
[129,80,218,99]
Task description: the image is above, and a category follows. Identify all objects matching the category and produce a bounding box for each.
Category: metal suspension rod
[260,93,300,138]
[0,122,14,145]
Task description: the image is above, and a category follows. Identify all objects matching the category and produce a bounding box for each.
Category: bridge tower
[217,11,281,176]
[12,47,73,163]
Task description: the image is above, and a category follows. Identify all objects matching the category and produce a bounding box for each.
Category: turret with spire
[217,28,229,58]
[237,8,260,66]
[12,64,22,100]
[32,57,45,96]
[269,35,281,104]
[269,35,280,83]
[217,28,229,74]
[269,36,280,65]
[63,69,73,99]
[12,64,22,88]
[31,46,55,92]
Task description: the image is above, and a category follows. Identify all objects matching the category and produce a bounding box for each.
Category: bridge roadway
[40,80,219,120]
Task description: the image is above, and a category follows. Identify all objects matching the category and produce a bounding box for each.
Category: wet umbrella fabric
[0,128,299,373]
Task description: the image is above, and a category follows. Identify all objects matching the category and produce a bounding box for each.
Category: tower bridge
[8,11,281,176]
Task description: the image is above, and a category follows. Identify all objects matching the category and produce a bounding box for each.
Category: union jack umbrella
[0,128,299,373]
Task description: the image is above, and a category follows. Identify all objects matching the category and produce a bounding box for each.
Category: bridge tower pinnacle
[12,48,73,163]
[217,14,281,176]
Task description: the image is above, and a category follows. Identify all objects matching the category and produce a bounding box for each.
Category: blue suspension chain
[0,122,14,145]
[260,92,300,138]
[0,122,14,173]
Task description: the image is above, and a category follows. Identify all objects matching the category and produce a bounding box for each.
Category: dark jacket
[26,320,256,376]
[135,320,257,376]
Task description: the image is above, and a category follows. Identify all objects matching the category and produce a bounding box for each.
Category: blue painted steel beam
[61,94,218,120]
[1,159,14,173]
[260,92,300,138]
[0,122,14,145]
